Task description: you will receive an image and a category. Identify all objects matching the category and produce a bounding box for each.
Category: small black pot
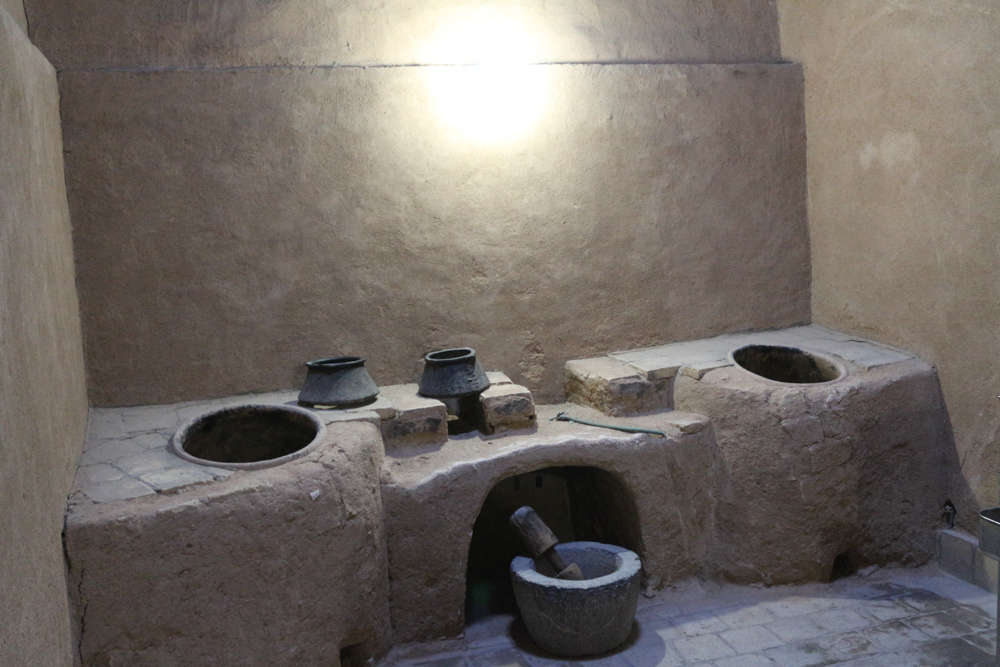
[297,356,379,408]
[418,348,490,399]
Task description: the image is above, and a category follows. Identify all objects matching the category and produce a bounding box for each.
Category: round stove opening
[171,404,326,470]
[731,344,844,384]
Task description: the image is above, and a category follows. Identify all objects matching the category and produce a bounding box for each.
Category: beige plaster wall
[777,0,1000,527]
[0,6,89,665]
[26,0,780,69]
[61,63,809,406]
[2,0,25,31]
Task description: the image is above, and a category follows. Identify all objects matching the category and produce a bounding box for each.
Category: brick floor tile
[853,598,917,623]
[892,636,994,667]
[962,629,996,654]
[949,605,995,632]
[763,596,830,619]
[672,635,736,662]
[765,631,879,667]
[761,640,837,667]
[840,582,909,600]
[809,609,871,634]
[816,631,880,663]
[905,610,976,639]
[380,570,995,667]
[765,615,827,643]
[671,610,732,638]
[635,604,671,622]
[896,590,959,614]
[714,604,777,629]
[648,624,685,643]
[719,626,784,653]
[860,619,933,651]
[812,596,865,612]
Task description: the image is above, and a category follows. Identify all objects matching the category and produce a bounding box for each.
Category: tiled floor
[382,566,996,667]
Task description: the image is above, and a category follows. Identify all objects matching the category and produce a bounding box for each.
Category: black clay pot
[297,356,379,408]
[418,348,490,399]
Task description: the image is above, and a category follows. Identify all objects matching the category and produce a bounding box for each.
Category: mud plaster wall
[26,0,783,69]
[777,0,1000,529]
[0,5,89,665]
[30,0,810,407]
[2,0,24,31]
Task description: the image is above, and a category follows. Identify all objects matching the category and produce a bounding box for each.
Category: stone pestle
[509,506,584,580]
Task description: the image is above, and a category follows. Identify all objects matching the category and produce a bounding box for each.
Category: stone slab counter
[609,324,913,381]
[380,404,718,642]
[567,325,916,416]
[70,390,388,505]
[564,356,674,416]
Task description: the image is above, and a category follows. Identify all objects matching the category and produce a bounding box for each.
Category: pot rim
[306,355,366,369]
[424,347,476,364]
[511,541,641,589]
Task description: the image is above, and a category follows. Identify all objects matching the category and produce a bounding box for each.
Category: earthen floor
[382,565,996,667]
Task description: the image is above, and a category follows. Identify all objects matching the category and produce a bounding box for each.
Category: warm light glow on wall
[422,9,550,145]
[425,65,549,145]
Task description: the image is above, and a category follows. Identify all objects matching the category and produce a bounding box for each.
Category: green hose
[551,412,666,438]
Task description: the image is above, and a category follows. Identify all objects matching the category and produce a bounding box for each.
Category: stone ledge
[378,384,448,452]
[608,325,916,382]
[479,384,536,434]
[564,357,674,417]
[486,371,513,386]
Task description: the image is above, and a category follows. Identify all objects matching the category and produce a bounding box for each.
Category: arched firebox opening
[464,466,642,624]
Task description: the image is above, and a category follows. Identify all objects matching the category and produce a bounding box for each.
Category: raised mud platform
[64,326,949,665]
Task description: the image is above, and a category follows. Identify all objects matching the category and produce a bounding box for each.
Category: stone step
[564,356,674,417]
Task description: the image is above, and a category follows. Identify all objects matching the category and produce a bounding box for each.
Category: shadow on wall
[938,394,977,532]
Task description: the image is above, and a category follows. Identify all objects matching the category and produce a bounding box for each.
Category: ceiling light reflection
[422,9,550,145]
[425,64,550,145]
